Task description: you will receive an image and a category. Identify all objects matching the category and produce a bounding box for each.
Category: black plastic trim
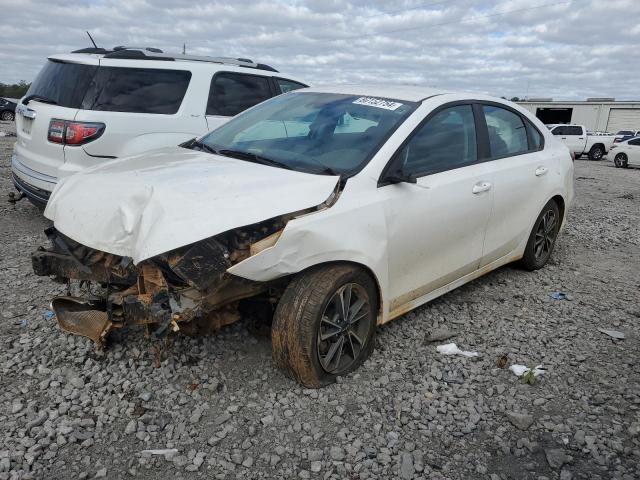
[12,173,50,206]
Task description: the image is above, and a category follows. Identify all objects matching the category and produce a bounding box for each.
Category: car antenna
[86,31,98,49]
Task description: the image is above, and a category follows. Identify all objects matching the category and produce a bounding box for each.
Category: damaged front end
[32,218,289,346]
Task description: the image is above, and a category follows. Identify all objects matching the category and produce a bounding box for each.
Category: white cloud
[0,0,638,99]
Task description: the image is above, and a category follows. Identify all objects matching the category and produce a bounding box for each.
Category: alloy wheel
[317,283,371,375]
[534,209,557,261]
[592,148,603,160]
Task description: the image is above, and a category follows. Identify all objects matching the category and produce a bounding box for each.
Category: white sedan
[34,85,574,387]
[610,136,640,168]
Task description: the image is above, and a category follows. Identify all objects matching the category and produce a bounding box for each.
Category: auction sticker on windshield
[352,97,403,110]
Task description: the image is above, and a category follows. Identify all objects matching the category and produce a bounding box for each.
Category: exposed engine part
[33,224,284,345]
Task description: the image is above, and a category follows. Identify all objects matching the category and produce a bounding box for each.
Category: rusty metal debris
[32,218,290,345]
[51,297,111,346]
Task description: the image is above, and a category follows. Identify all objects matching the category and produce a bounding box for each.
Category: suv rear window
[82,67,191,114]
[25,60,191,114]
[26,60,97,108]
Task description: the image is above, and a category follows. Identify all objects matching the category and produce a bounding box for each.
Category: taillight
[48,119,105,145]
[48,120,65,143]
[570,151,576,161]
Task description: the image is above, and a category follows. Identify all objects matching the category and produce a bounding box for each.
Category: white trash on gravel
[140,448,178,456]
[597,328,625,339]
[436,343,479,357]
[509,364,546,377]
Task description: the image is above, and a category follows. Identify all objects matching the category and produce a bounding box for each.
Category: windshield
[198,92,417,176]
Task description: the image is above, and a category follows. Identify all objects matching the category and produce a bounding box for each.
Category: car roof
[302,84,450,102]
[46,52,289,77]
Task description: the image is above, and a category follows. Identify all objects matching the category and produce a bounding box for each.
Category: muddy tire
[520,199,560,271]
[272,264,377,388]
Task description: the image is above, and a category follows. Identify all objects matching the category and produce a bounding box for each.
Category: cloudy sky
[0,0,638,100]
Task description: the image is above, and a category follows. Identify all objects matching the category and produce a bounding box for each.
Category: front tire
[0,110,14,121]
[588,145,604,161]
[520,200,560,271]
[272,264,377,388]
[614,153,628,168]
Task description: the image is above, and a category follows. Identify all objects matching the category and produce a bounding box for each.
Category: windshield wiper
[187,139,218,155]
[218,149,293,170]
[22,94,58,106]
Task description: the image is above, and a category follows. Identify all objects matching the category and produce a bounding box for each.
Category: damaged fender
[229,176,392,323]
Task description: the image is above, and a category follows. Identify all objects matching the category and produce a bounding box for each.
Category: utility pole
[182,43,186,55]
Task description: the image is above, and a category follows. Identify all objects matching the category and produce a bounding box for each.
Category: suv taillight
[48,119,105,145]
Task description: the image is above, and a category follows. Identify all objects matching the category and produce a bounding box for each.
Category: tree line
[0,81,30,99]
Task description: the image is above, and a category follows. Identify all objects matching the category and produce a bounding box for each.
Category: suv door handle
[535,166,548,176]
[472,182,492,194]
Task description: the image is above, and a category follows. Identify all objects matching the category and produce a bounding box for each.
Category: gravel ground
[1,118,639,480]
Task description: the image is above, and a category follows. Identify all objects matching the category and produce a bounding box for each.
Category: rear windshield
[26,60,97,108]
[26,60,191,114]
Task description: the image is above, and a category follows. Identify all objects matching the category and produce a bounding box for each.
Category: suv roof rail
[71,47,279,72]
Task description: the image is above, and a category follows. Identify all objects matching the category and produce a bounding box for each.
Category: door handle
[561,137,567,139]
[535,166,548,176]
[472,182,492,194]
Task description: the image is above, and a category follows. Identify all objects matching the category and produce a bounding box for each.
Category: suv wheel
[272,264,377,388]
[588,145,604,161]
[0,110,14,121]
[614,153,628,168]
[520,199,560,271]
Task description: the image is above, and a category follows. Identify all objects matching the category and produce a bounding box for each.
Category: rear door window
[275,78,307,94]
[526,120,544,150]
[207,72,272,116]
[483,105,528,157]
[565,126,582,135]
[82,67,191,114]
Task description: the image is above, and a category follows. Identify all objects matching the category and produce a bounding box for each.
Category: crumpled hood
[45,147,339,263]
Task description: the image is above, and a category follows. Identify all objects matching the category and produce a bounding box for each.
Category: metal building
[516,99,640,133]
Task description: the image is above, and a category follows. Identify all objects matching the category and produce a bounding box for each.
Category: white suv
[11,47,307,206]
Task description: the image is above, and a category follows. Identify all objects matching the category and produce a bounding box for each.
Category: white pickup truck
[546,124,615,160]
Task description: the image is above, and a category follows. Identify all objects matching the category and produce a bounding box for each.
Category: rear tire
[272,264,377,388]
[0,110,14,121]
[614,153,628,168]
[588,145,604,161]
[520,200,560,271]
